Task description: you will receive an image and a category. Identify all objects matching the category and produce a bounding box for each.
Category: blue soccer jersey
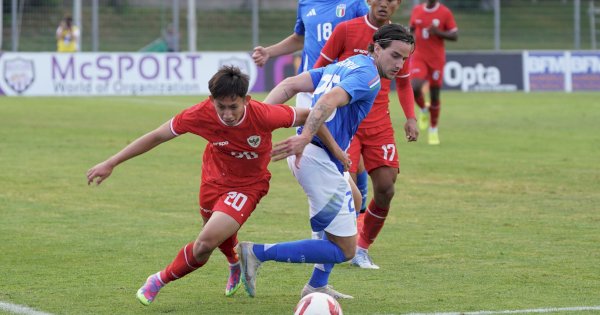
[299,54,381,172]
[295,0,369,73]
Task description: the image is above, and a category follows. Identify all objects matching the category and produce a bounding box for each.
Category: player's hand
[404,118,419,142]
[252,46,270,67]
[86,161,114,186]
[428,25,441,36]
[271,135,310,167]
[332,149,351,172]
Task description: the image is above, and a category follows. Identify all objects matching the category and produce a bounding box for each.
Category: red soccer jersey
[409,2,457,65]
[170,99,296,187]
[319,15,412,128]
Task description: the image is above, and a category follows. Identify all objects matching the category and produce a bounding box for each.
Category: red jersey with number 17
[410,2,457,66]
[170,99,296,187]
[318,15,411,129]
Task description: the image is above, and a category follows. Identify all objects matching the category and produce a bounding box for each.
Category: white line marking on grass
[0,301,54,315]
[404,306,600,315]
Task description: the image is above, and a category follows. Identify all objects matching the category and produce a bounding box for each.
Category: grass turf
[0,92,599,314]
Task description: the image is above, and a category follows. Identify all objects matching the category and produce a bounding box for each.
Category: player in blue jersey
[252,0,368,108]
[252,0,372,243]
[238,24,415,300]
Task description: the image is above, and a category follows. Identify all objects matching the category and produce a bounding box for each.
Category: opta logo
[4,57,35,94]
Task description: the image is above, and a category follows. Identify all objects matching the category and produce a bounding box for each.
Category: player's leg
[428,67,443,145]
[411,58,430,131]
[136,212,241,306]
[135,186,219,306]
[238,146,356,298]
[352,126,399,269]
[195,212,242,297]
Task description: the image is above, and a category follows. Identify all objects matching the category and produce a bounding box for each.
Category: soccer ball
[293,292,343,315]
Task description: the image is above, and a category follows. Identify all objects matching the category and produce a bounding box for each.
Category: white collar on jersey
[423,2,441,13]
[217,104,247,127]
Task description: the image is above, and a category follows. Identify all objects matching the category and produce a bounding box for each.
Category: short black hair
[368,23,414,53]
[208,65,249,99]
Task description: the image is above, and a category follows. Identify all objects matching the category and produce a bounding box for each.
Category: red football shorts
[199,180,269,225]
[410,56,444,87]
[348,123,400,174]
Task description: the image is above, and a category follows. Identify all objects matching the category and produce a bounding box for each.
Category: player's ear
[209,95,214,102]
[374,43,382,57]
[244,95,251,105]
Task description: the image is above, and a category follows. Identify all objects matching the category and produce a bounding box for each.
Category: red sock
[219,233,239,264]
[160,242,206,284]
[358,200,389,249]
[430,99,441,128]
[415,91,426,110]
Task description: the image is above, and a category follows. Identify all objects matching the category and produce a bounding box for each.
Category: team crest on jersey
[336,4,346,17]
[247,135,261,148]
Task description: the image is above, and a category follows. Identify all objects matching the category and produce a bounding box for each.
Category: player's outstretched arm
[87,122,176,186]
[264,72,314,105]
[395,76,418,142]
[252,33,304,67]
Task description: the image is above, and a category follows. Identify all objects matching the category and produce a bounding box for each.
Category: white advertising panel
[0,52,257,96]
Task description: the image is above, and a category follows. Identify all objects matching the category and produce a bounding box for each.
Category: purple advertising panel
[524,51,566,92]
[443,52,523,91]
[250,54,297,93]
[570,51,600,91]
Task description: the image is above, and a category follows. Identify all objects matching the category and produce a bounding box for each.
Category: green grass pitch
[0,92,598,314]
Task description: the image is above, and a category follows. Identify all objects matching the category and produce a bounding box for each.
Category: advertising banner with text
[443,52,523,92]
[524,51,600,92]
[0,52,258,96]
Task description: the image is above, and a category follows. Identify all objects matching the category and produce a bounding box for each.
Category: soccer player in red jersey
[409,0,458,145]
[313,0,418,269]
[86,66,332,305]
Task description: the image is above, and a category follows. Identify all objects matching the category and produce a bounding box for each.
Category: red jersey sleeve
[443,8,458,33]
[170,101,208,136]
[251,101,296,132]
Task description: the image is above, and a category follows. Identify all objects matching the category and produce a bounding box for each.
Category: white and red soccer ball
[293,292,343,315]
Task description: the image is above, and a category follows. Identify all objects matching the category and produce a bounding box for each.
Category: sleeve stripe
[369,78,381,89]
[169,118,180,136]
[290,107,298,127]
[320,52,334,62]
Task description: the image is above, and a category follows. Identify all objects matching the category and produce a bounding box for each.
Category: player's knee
[374,182,395,204]
[341,246,356,261]
[340,240,357,261]
[192,239,218,259]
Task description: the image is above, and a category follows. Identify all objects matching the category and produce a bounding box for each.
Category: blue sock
[308,263,333,288]
[252,240,345,264]
[357,170,368,212]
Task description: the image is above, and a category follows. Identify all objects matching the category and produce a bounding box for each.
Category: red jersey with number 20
[410,2,457,66]
[318,15,411,128]
[170,99,296,187]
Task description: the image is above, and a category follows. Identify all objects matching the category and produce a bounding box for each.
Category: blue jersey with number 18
[300,54,381,173]
[295,0,369,73]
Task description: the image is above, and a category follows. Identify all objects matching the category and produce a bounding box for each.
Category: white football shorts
[287,143,357,237]
[295,92,313,109]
